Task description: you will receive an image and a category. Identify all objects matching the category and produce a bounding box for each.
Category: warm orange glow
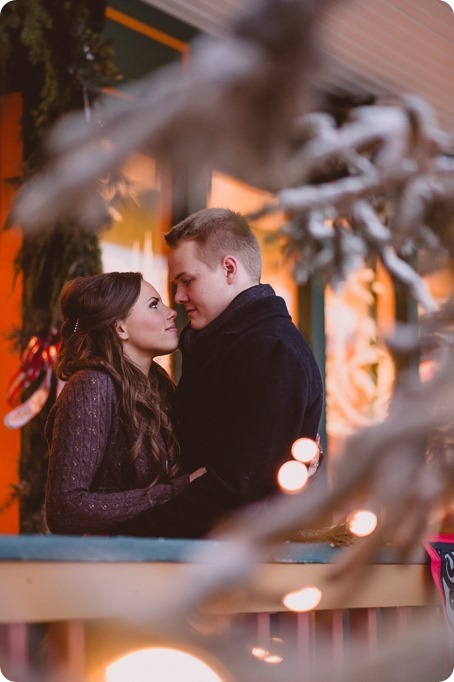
[105,7,189,54]
[208,171,298,321]
[0,92,23,533]
[105,648,224,681]
[348,510,378,537]
[277,460,308,493]
[324,268,395,462]
[282,586,322,612]
[291,437,319,463]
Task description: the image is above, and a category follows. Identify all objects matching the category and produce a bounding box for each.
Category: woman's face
[117,280,178,370]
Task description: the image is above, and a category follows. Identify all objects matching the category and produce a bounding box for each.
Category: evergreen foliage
[1,0,117,531]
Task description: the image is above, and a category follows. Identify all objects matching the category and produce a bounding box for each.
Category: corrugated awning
[141,0,454,130]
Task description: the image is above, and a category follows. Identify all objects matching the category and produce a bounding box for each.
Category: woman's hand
[189,467,207,482]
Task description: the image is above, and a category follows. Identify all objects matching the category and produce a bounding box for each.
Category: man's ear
[223,255,238,283]
[115,321,128,340]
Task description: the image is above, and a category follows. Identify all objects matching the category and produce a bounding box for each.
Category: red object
[424,534,454,631]
[6,331,59,406]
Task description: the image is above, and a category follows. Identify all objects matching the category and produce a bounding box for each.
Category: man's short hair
[165,207,262,281]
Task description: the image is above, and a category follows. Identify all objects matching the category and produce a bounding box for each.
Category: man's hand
[189,467,207,482]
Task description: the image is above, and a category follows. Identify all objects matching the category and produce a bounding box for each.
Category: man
[120,207,323,537]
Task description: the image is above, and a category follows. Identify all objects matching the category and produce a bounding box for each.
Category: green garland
[1,0,118,531]
[1,0,118,149]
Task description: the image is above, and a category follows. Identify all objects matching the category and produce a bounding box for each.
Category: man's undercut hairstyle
[165,207,262,281]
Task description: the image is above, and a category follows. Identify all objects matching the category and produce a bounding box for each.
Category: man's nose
[174,285,188,304]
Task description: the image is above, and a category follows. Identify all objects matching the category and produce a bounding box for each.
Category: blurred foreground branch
[10,0,454,608]
[6,0,454,677]
[12,0,336,231]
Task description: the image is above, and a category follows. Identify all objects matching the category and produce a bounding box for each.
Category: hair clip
[73,318,79,333]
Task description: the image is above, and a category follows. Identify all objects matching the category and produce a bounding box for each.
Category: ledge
[0,533,431,563]
[0,534,438,622]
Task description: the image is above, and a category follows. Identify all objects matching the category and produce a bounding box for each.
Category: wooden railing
[0,534,447,681]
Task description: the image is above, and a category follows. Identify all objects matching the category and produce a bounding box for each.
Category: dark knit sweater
[45,369,189,535]
[118,284,323,538]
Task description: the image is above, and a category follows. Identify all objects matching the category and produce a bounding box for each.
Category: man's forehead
[168,260,199,283]
[168,241,206,277]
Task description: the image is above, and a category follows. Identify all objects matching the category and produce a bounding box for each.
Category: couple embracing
[45,207,323,537]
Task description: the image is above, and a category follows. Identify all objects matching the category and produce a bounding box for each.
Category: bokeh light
[264,654,283,664]
[251,638,284,665]
[348,510,378,537]
[251,647,268,660]
[105,647,224,682]
[277,460,308,493]
[282,586,322,612]
[291,438,319,463]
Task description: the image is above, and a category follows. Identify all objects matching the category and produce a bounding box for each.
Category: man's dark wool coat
[119,284,323,538]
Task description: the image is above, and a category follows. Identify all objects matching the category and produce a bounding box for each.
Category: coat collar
[179,283,291,354]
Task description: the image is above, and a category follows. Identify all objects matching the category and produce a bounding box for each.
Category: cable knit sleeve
[45,370,190,535]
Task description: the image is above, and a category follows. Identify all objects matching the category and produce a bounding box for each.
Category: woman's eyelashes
[148,298,159,309]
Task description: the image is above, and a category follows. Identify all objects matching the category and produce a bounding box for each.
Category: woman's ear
[115,321,128,340]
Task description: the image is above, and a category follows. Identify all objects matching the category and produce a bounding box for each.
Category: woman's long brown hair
[55,272,180,481]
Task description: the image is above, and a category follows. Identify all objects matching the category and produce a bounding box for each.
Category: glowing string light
[282,586,322,612]
[348,510,378,537]
[291,437,319,463]
[105,647,224,682]
[277,460,308,493]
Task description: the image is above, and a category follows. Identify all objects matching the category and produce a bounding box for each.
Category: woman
[45,271,204,535]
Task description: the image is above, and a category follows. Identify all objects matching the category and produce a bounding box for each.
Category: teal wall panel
[103,0,198,83]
